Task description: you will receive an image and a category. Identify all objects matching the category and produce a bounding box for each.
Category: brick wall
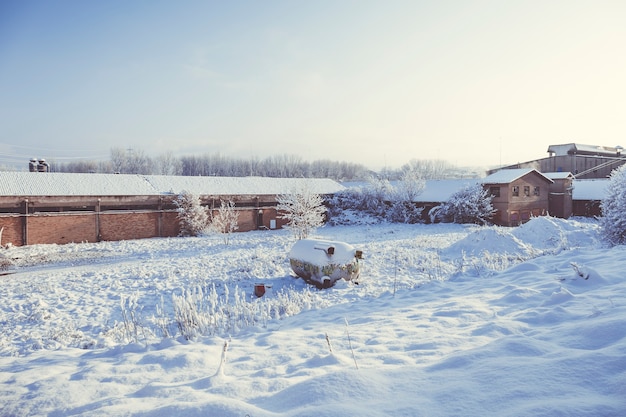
[99,212,160,241]
[237,210,257,231]
[161,211,180,237]
[0,207,284,246]
[0,216,23,246]
[28,213,97,245]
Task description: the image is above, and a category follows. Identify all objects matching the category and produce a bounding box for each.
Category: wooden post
[96,198,101,241]
[157,197,163,237]
[22,199,29,246]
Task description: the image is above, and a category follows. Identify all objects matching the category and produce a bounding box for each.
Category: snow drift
[1,217,624,417]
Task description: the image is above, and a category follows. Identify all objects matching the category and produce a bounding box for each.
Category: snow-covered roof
[482,168,553,184]
[415,179,480,202]
[0,172,345,196]
[547,143,621,157]
[572,179,609,201]
[142,175,345,196]
[544,171,574,180]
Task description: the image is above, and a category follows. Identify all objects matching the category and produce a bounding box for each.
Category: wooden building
[482,169,553,226]
[546,172,574,219]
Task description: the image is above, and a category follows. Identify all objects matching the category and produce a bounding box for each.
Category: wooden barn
[0,172,344,246]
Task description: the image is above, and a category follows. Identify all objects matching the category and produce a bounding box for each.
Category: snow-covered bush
[387,171,425,223]
[0,253,13,271]
[164,283,327,340]
[277,185,326,240]
[174,191,209,237]
[208,199,239,244]
[429,183,495,225]
[120,294,148,344]
[387,201,424,224]
[600,164,626,245]
[394,170,426,202]
[328,174,424,224]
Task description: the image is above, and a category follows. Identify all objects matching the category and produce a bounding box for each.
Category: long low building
[0,172,345,246]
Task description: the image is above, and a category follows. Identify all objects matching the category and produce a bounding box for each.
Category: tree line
[50,147,480,181]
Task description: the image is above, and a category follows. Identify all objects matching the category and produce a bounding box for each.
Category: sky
[1,0,625,171]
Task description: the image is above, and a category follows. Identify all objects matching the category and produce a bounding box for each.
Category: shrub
[277,184,326,240]
[175,191,209,236]
[208,199,239,244]
[327,174,425,224]
[429,183,495,225]
[600,164,626,245]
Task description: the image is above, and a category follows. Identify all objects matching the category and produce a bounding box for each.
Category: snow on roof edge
[0,172,345,197]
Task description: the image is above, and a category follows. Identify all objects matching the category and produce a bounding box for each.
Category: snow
[288,239,361,285]
[573,178,609,201]
[483,168,553,184]
[0,172,345,196]
[288,239,359,266]
[1,217,625,416]
[414,179,479,202]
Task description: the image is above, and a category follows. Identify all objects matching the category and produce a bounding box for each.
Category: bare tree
[208,200,239,244]
[277,184,327,240]
[154,151,182,175]
[110,147,152,174]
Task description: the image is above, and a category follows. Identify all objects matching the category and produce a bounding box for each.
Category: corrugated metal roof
[0,172,345,196]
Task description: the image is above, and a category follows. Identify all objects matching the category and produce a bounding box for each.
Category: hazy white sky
[1,0,625,170]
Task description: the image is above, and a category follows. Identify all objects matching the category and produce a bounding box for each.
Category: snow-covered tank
[288,239,363,288]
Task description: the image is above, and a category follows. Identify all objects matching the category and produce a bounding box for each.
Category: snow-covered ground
[1,217,625,416]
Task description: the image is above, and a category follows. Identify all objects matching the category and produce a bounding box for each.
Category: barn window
[524,186,530,196]
[489,186,500,197]
[512,186,519,196]
[534,186,540,196]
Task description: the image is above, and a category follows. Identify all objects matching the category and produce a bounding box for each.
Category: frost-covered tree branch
[208,200,240,244]
[277,185,327,240]
[175,191,209,237]
[429,183,495,225]
[600,164,626,245]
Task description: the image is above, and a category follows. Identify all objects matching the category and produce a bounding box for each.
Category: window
[489,186,500,197]
[512,186,519,196]
[534,186,540,196]
[524,186,530,197]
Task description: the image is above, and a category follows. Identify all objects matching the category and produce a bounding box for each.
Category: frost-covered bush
[208,199,239,244]
[387,171,425,223]
[277,185,326,240]
[394,170,426,202]
[327,174,424,224]
[0,253,13,271]
[387,201,424,224]
[600,164,626,245]
[429,183,495,225]
[175,191,209,237]
[154,283,328,341]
